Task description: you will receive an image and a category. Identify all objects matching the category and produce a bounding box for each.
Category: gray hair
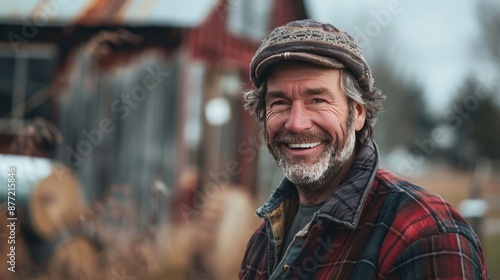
[243,69,385,144]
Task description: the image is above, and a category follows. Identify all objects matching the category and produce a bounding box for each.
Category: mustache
[272,132,332,144]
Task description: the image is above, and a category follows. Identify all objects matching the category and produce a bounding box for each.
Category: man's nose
[284,102,312,133]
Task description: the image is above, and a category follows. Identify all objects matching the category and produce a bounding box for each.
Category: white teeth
[288,142,321,149]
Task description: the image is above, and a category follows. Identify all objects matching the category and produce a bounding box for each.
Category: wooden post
[458,158,491,241]
[198,66,223,193]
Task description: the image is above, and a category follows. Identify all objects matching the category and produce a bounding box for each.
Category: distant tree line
[373,0,500,170]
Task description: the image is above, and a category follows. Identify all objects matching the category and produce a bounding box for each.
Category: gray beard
[271,128,356,193]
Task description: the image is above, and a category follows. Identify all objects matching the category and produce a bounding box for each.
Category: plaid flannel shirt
[239,140,488,279]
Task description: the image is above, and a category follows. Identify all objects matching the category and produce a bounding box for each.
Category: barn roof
[0,0,218,27]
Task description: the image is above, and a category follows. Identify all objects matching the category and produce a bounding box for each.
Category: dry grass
[406,164,500,216]
[6,184,260,280]
[484,234,500,279]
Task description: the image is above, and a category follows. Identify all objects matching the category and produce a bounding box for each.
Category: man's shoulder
[372,168,474,238]
[370,170,487,278]
[374,168,454,212]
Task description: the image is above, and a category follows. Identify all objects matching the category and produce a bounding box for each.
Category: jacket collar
[256,139,379,230]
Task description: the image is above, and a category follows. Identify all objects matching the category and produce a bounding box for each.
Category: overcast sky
[305,0,492,113]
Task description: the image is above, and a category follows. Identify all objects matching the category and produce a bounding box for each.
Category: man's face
[265,61,366,192]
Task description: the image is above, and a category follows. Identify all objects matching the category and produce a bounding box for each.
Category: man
[239,19,488,279]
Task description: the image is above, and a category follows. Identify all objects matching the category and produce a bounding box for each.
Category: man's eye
[312,99,326,104]
[271,100,286,107]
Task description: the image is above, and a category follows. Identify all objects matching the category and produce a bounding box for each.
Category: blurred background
[0,0,498,279]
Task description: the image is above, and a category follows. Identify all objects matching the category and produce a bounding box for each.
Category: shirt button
[283,264,290,271]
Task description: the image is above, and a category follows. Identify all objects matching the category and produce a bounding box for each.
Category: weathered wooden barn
[0,0,308,225]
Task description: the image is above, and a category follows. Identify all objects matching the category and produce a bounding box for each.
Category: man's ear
[353,102,366,132]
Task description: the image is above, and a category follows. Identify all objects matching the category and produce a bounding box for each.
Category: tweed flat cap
[250,19,374,92]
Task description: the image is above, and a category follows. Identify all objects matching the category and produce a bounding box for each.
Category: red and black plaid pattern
[239,141,488,279]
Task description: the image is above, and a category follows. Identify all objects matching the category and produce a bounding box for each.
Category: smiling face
[265,61,366,193]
